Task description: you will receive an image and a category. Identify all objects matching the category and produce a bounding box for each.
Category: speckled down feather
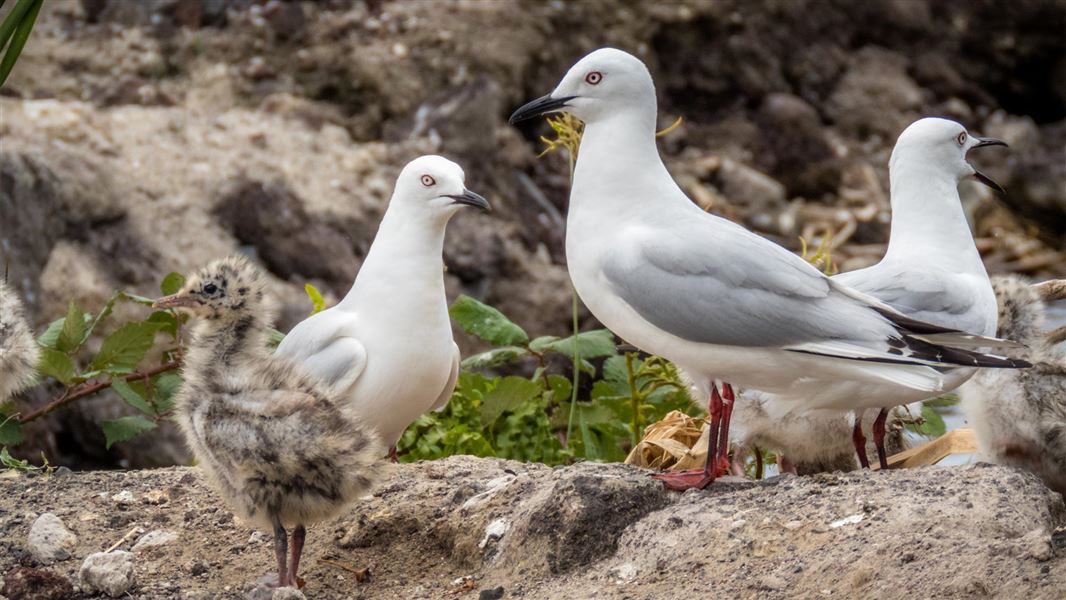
[173,257,384,530]
[960,276,1066,494]
[0,281,40,401]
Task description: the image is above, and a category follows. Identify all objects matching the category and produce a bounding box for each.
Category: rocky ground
[1,1,1064,462]
[0,456,1064,599]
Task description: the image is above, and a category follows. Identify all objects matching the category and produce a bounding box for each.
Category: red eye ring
[584,71,603,85]
[956,131,967,146]
[421,174,436,187]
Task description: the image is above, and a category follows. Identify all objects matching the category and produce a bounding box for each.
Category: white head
[389,155,490,218]
[890,118,1007,192]
[509,48,656,126]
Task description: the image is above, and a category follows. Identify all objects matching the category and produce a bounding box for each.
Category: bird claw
[651,469,716,491]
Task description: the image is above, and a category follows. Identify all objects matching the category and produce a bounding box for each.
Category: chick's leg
[273,520,289,588]
[287,524,306,588]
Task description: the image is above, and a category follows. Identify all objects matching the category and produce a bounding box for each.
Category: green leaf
[160,272,185,296]
[267,328,285,348]
[146,311,179,338]
[153,372,183,415]
[100,416,157,449]
[919,405,947,438]
[304,283,327,316]
[37,348,75,384]
[0,0,42,88]
[111,378,155,417]
[543,329,616,360]
[91,322,165,374]
[0,415,23,446]
[449,295,529,347]
[460,346,529,369]
[528,336,560,352]
[479,376,542,426]
[56,301,87,353]
[546,374,572,403]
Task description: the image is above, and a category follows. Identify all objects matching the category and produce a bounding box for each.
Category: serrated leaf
[101,416,157,449]
[37,348,75,384]
[111,378,155,417]
[544,329,616,361]
[919,405,947,438]
[153,372,183,415]
[479,376,541,426]
[37,314,92,350]
[160,272,185,296]
[57,301,87,353]
[460,346,528,369]
[449,295,529,347]
[304,283,327,316]
[91,322,165,374]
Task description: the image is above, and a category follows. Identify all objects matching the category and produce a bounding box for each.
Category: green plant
[397,295,693,465]
[0,273,189,450]
[0,0,42,87]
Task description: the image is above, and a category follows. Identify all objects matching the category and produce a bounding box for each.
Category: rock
[755,93,842,198]
[131,530,178,553]
[827,47,923,141]
[79,551,134,598]
[0,566,74,600]
[110,490,136,505]
[26,513,77,564]
[478,586,505,600]
[270,588,306,600]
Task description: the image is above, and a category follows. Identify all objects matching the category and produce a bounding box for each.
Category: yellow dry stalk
[538,114,685,162]
[799,233,838,275]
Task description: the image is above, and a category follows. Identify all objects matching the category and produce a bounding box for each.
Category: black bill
[968,136,1008,193]
[446,189,491,211]
[972,136,1008,149]
[508,94,576,125]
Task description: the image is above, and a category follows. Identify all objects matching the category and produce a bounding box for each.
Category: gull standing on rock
[276,155,490,460]
[734,118,1010,470]
[0,280,39,401]
[509,48,1028,490]
[155,257,383,590]
[960,276,1066,494]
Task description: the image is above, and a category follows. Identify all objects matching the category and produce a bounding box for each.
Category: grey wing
[429,344,460,412]
[834,264,982,331]
[602,223,894,349]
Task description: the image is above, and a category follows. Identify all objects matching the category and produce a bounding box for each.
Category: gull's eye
[584,71,603,85]
[956,131,967,146]
[203,283,218,295]
[421,174,436,187]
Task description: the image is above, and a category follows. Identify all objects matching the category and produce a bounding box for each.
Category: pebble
[27,513,77,564]
[79,551,135,597]
[111,490,136,505]
[478,586,505,600]
[478,518,510,549]
[132,529,178,553]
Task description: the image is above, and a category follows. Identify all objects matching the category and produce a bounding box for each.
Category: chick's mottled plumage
[0,281,39,401]
[960,276,1066,494]
[171,257,383,530]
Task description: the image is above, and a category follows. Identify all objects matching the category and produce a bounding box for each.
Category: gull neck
[884,159,984,270]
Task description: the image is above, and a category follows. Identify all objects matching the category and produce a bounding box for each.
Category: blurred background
[1,0,1063,469]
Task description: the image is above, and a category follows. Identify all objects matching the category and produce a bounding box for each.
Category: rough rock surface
[78,551,135,598]
[0,457,1063,599]
[26,513,77,565]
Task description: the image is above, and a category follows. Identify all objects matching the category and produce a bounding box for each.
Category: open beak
[445,189,491,211]
[152,293,199,310]
[508,94,576,125]
[968,137,1008,193]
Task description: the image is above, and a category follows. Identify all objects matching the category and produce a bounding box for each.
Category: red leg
[872,408,889,470]
[754,446,764,480]
[717,384,735,475]
[287,525,306,588]
[388,445,398,463]
[778,454,798,475]
[273,521,288,589]
[653,382,722,490]
[852,418,870,469]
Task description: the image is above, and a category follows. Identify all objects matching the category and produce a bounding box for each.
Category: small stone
[784,520,803,530]
[111,491,136,505]
[478,519,510,549]
[189,560,209,576]
[52,466,73,478]
[271,588,306,600]
[79,551,135,597]
[1021,528,1052,562]
[1,566,74,600]
[142,490,168,505]
[760,574,787,591]
[609,563,638,583]
[27,513,77,564]
[131,530,178,553]
[478,586,505,600]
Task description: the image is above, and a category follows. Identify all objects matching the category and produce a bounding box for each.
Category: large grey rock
[79,551,134,598]
[26,513,76,564]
